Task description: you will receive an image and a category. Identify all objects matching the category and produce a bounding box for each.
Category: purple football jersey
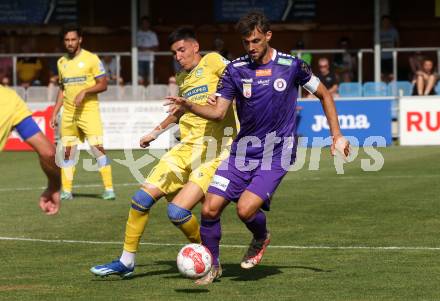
[216,49,314,161]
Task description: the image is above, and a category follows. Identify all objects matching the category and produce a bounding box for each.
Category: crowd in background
[0,15,438,97]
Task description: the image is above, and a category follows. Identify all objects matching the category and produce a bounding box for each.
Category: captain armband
[302,75,320,94]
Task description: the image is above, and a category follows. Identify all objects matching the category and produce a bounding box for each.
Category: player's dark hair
[236,11,270,36]
[61,23,82,38]
[168,27,197,46]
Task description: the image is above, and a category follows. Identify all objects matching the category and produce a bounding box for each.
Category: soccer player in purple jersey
[166,11,350,285]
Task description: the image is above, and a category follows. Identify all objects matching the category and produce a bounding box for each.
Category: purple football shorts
[207,156,289,211]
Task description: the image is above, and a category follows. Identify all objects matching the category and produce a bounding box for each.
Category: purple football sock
[200,217,221,267]
[244,210,268,240]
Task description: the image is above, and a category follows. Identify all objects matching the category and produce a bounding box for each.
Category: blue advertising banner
[0,0,77,24]
[214,0,316,22]
[297,99,392,146]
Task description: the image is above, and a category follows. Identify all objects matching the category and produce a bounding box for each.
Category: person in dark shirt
[313,57,339,98]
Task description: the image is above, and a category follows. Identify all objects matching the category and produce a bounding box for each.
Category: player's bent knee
[141,183,163,198]
[201,204,221,220]
[167,203,192,225]
[131,189,155,212]
[236,206,255,222]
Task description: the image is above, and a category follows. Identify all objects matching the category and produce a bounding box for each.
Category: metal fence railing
[292,47,440,84]
[1,47,439,86]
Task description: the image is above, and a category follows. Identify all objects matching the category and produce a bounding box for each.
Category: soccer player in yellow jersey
[90,27,238,278]
[0,86,61,214]
[50,24,115,201]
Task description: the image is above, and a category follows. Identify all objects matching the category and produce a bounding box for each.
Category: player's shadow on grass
[222,263,284,281]
[129,260,179,279]
[221,264,332,281]
[292,265,333,273]
[147,262,283,281]
[72,192,102,199]
[94,261,332,283]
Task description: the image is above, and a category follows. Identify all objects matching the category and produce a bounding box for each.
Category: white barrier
[99,101,175,150]
[26,101,175,150]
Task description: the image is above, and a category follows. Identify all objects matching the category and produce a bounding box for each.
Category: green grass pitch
[0,146,440,300]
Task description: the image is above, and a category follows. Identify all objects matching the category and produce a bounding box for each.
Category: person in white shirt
[137,16,159,85]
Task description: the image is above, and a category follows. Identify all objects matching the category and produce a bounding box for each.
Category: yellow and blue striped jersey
[57,49,105,113]
[176,52,237,145]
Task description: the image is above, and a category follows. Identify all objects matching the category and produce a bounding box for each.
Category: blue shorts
[207,156,289,211]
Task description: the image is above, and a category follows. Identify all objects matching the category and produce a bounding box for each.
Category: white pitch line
[0,174,438,192]
[0,182,139,192]
[1,236,440,251]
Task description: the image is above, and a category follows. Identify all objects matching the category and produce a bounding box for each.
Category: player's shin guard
[244,210,267,240]
[167,203,201,243]
[123,189,156,253]
[200,217,221,267]
[61,160,76,192]
[97,155,113,191]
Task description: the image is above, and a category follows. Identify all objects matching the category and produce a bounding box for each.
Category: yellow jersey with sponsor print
[176,52,237,146]
[57,49,106,113]
[0,86,32,150]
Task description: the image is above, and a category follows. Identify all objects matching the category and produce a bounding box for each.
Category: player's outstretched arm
[25,132,61,215]
[314,82,350,158]
[140,112,182,148]
[165,95,231,122]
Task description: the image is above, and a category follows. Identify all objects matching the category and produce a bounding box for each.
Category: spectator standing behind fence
[413,58,438,96]
[380,15,399,82]
[333,37,356,82]
[17,44,43,88]
[291,40,312,65]
[310,57,339,98]
[102,55,123,85]
[137,16,159,86]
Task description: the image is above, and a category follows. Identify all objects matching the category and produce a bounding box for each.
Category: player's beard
[251,44,268,63]
[67,45,79,56]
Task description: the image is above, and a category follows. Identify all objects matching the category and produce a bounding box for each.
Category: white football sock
[120,250,136,268]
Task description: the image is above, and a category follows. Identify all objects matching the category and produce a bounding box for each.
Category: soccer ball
[176,243,212,279]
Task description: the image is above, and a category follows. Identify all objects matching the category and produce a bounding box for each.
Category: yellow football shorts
[145,143,229,200]
[60,109,103,146]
